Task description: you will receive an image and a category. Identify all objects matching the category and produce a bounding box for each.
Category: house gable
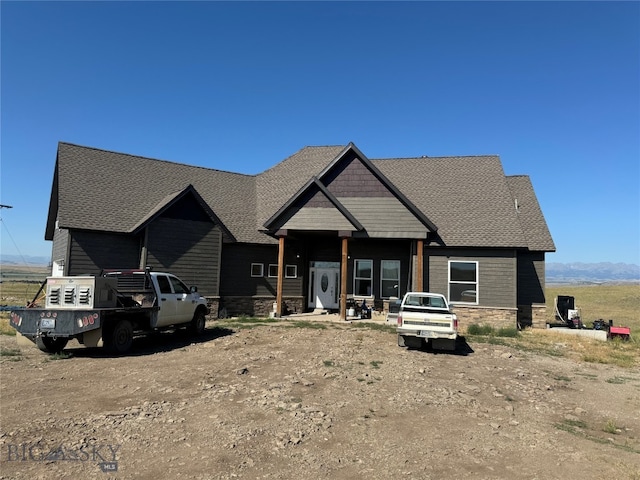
[48,142,252,244]
[130,184,234,243]
[263,144,436,239]
[275,179,363,233]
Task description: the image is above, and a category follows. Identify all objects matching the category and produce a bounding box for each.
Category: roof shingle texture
[50,143,554,251]
[373,156,529,248]
[54,143,257,241]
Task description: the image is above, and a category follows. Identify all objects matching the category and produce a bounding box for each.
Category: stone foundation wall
[204,297,220,320]
[517,304,547,329]
[452,305,518,331]
[215,296,304,318]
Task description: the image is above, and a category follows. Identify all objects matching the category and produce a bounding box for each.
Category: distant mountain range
[546,262,640,284]
[1,255,638,284]
[0,254,50,267]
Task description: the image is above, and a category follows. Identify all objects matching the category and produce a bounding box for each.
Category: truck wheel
[35,336,68,354]
[190,311,206,336]
[105,319,133,354]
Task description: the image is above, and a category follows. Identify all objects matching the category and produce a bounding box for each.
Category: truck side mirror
[190,286,198,293]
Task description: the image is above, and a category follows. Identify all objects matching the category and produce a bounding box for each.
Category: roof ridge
[58,141,254,177]
[258,144,346,176]
[371,154,500,160]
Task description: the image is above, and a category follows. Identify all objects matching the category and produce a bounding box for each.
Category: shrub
[466,324,494,336]
[466,324,519,338]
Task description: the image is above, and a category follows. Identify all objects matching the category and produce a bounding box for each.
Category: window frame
[448,260,479,304]
[285,265,297,279]
[380,260,401,299]
[250,263,264,278]
[156,274,172,294]
[353,259,374,298]
[268,264,278,278]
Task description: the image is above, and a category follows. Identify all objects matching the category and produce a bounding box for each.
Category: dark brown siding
[517,251,546,305]
[146,217,221,296]
[304,188,333,208]
[220,243,303,297]
[68,230,141,275]
[426,248,517,308]
[325,158,393,198]
[51,228,69,272]
[305,236,342,262]
[345,239,412,297]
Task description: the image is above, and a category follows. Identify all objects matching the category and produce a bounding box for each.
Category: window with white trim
[251,263,264,277]
[448,260,478,303]
[381,260,400,298]
[354,259,373,296]
[285,265,297,278]
[268,264,278,277]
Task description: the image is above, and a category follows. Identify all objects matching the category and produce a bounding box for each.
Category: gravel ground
[1,316,639,479]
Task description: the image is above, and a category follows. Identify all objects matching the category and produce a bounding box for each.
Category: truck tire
[190,310,206,336]
[35,336,68,354]
[105,319,133,354]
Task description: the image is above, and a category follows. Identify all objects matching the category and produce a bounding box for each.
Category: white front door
[315,268,339,309]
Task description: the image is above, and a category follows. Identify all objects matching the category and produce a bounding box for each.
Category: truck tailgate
[400,309,456,332]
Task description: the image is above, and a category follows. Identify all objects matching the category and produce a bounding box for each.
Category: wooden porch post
[276,236,285,317]
[340,237,348,320]
[416,239,424,292]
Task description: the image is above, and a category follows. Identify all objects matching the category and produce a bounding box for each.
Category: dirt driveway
[1,317,639,479]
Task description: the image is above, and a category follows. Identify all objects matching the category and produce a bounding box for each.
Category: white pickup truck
[9,269,210,354]
[396,292,458,351]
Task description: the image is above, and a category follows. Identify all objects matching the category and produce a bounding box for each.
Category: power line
[0,205,33,268]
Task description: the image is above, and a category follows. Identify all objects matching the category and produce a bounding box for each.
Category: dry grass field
[546,284,640,332]
[0,264,48,283]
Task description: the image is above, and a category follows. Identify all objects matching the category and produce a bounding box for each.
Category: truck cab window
[169,276,190,294]
[157,275,172,294]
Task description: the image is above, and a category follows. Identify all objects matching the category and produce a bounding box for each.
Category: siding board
[325,157,393,198]
[517,252,546,304]
[52,228,69,272]
[68,231,141,275]
[283,207,355,231]
[426,248,516,308]
[220,243,303,297]
[346,239,412,298]
[339,197,427,238]
[146,217,221,296]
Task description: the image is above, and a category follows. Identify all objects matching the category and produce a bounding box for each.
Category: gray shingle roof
[47,142,554,252]
[506,176,556,252]
[372,156,534,248]
[256,145,346,230]
[49,142,256,242]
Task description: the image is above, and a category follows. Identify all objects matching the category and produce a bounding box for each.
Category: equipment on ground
[554,295,631,340]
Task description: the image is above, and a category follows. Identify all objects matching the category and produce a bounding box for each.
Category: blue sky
[1,1,638,265]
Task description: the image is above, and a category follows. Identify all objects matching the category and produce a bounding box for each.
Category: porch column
[416,239,424,292]
[276,236,285,317]
[340,237,348,320]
